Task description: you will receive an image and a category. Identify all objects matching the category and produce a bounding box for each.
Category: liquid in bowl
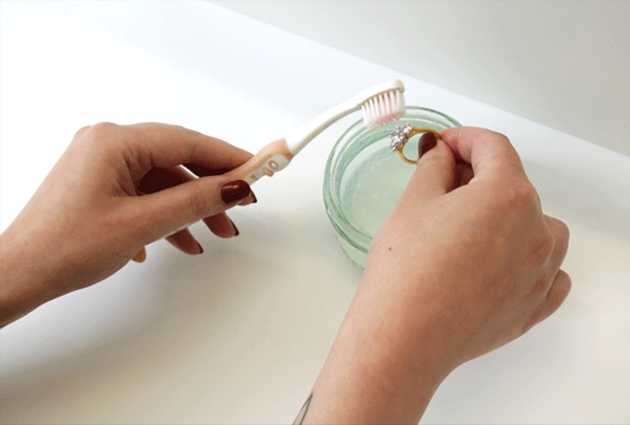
[323,107,461,268]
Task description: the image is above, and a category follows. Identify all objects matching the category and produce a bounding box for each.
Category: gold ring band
[396,149,418,165]
[390,125,441,164]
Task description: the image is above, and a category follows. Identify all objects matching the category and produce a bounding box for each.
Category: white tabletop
[1,2,629,424]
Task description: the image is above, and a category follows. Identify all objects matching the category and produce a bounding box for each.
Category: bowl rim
[323,106,462,254]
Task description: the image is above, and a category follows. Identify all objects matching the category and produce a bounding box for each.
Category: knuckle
[535,227,556,262]
[555,219,570,243]
[513,180,539,205]
[185,192,209,219]
[499,178,539,212]
[490,130,511,144]
[554,221,570,254]
[73,125,92,139]
[545,216,570,257]
[74,122,118,145]
[529,273,552,300]
[170,123,200,138]
[72,123,121,153]
[89,121,118,136]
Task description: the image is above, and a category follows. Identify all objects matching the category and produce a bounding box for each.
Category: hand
[0,123,255,327]
[301,127,570,424]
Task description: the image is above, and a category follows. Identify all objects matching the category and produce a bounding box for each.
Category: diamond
[389,123,412,151]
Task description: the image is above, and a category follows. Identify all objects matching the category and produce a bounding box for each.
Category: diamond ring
[389,124,442,164]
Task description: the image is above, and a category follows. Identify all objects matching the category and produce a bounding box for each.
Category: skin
[0,123,570,423]
[0,123,255,327]
[300,127,570,424]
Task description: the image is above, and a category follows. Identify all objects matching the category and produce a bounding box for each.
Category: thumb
[132,177,252,242]
[401,132,457,204]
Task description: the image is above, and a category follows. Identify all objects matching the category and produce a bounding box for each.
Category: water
[341,146,415,237]
[324,107,461,268]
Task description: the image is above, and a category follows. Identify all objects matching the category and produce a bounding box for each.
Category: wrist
[0,228,60,327]
[304,272,454,424]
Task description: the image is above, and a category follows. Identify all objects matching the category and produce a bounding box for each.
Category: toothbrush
[223,79,406,184]
[132,79,406,262]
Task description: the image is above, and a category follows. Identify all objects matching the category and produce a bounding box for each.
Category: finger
[165,228,203,255]
[456,161,474,187]
[183,164,259,205]
[238,191,257,206]
[398,133,457,204]
[544,215,570,269]
[133,203,241,263]
[184,163,234,177]
[132,247,147,263]
[137,166,194,194]
[123,123,253,170]
[132,177,252,242]
[137,164,254,237]
[202,213,239,238]
[525,269,572,331]
[136,166,253,241]
[440,127,527,181]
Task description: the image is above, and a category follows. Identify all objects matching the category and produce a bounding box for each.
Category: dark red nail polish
[419,132,438,158]
[221,180,251,204]
[197,243,204,254]
[251,191,258,204]
[230,219,240,236]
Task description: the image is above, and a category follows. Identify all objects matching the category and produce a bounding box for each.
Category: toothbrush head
[284,79,407,156]
[358,79,406,128]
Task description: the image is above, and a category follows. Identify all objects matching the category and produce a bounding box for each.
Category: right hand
[303,127,571,424]
[366,127,571,368]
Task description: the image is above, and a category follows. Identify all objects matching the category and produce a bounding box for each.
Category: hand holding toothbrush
[0,80,405,327]
[0,122,256,327]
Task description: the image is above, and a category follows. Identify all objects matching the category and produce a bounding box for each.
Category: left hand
[0,122,255,326]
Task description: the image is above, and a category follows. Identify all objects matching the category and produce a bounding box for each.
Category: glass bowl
[323,106,461,268]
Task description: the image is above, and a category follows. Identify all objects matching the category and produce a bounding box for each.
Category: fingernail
[251,192,258,204]
[132,247,147,263]
[221,180,251,204]
[197,243,204,254]
[230,218,240,236]
[419,132,438,158]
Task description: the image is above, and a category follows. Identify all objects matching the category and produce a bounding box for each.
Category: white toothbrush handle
[223,138,294,185]
[132,80,406,262]
[285,98,359,156]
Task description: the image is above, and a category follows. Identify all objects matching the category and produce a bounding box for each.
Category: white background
[217,0,630,156]
[1,2,629,424]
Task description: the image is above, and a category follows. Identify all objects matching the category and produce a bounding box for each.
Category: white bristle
[361,89,406,128]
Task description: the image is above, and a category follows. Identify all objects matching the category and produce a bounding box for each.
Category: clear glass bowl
[323,106,461,269]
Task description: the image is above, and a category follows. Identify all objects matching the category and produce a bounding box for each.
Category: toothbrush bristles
[361,90,406,128]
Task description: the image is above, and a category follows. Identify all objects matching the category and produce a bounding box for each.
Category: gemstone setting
[389,123,413,151]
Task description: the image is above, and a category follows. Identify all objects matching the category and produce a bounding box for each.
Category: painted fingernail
[251,191,258,204]
[221,180,251,204]
[230,218,240,236]
[419,132,438,158]
[197,243,204,254]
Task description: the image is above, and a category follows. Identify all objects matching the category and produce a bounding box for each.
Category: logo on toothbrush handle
[246,154,290,184]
